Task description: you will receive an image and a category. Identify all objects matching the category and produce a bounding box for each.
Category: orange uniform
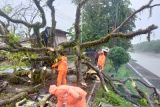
[49,85,87,107]
[97,51,106,71]
[52,56,68,86]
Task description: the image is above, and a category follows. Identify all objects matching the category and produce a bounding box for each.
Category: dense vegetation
[94,63,148,107]
[133,39,160,53]
[72,0,135,50]
[0,0,160,106]
[108,47,130,72]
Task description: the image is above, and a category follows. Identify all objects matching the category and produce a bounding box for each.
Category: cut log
[0,84,41,106]
[0,81,8,92]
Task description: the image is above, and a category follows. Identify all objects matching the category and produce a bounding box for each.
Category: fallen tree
[0,81,8,92]
[0,84,41,106]
[0,0,160,106]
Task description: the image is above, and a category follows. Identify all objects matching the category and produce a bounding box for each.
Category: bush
[108,47,130,72]
[93,88,132,107]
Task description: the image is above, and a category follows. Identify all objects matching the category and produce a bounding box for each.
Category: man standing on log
[97,50,106,71]
[97,48,109,71]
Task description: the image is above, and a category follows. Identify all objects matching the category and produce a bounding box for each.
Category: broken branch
[0,84,41,106]
[112,0,159,32]
[81,24,158,48]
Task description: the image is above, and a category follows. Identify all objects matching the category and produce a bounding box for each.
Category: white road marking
[127,63,160,94]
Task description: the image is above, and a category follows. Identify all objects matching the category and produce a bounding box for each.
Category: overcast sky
[130,0,160,44]
[54,0,160,44]
[1,0,160,44]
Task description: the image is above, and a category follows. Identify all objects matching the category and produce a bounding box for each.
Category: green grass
[115,65,131,79]
[93,87,132,107]
[94,61,149,106]
[94,64,134,107]
[0,65,13,71]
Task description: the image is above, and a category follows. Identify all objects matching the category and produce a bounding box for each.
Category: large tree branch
[0,84,41,106]
[81,24,158,48]
[112,77,160,106]
[22,56,50,62]
[112,0,160,32]
[47,0,56,47]
[0,40,76,52]
[0,25,158,53]
[82,61,141,106]
[0,0,46,28]
[0,81,8,92]
[0,47,48,52]
[83,60,160,106]
[150,4,160,8]
[0,10,34,28]
[113,78,160,98]
[33,0,46,28]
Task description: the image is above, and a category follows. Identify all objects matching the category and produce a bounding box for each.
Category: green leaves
[8,33,20,45]
[79,0,135,48]
[139,98,148,106]
[5,51,38,69]
[6,52,28,69]
[108,47,130,72]
[2,4,13,15]
[93,87,132,107]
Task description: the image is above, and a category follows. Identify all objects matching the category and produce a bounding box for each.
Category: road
[130,52,160,78]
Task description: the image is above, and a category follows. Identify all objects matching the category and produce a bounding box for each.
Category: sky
[55,0,160,44]
[130,0,160,44]
[1,0,160,44]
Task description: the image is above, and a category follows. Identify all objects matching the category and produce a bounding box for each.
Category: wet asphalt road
[129,52,160,78]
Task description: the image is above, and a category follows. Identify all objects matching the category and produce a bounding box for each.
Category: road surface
[130,52,160,78]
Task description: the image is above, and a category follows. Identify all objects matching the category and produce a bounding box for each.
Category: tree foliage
[0,0,160,106]
[77,0,135,49]
[2,4,13,15]
[134,40,160,53]
[108,47,130,72]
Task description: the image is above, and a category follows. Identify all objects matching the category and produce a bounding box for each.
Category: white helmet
[102,47,110,52]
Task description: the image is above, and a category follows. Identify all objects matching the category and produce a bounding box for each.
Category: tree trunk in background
[33,28,43,48]
[75,43,83,84]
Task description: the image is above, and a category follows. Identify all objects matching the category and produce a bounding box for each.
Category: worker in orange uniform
[51,52,68,86]
[97,50,106,71]
[49,85,87,107]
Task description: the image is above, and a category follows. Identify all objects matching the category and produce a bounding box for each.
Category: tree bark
[33,28,43,47]
[47,0,56,47]
[0,84,41,106]
[0,81,8,92]
[74,0,89,84]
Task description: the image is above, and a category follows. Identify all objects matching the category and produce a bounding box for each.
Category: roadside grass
[94,61,148,106]
[93,63,133,107]
[93,87,132,107]
[0,65,16,72]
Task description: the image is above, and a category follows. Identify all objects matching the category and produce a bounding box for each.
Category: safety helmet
[102,47,110,53]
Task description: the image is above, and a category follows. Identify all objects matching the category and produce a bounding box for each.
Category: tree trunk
[0,84,41,106]
[33,28,43,47]
[75,44,83,84]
